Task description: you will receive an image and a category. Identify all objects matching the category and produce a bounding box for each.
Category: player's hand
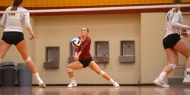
[29,32,35,40]
[74,55,79,61]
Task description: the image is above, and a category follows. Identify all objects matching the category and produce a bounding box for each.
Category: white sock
[70,78,76,83]
[158,71,167,80]
[110,78,115,83]
[33,73,43,84]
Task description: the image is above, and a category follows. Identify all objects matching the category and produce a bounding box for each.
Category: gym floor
[0,86,189,95]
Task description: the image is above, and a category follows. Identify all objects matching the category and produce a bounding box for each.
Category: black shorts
[163,33,181,49]
[2,32,24,45]
[79,58,93,68]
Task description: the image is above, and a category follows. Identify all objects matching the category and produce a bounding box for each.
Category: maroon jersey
[76,37,92,60]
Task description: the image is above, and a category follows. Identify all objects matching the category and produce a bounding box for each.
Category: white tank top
[0,6,31,32]
[165,9,189,37]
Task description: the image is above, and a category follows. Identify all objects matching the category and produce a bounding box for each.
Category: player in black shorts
[0,0,46,88]
[154,7,190,88]
[66,27,120,88]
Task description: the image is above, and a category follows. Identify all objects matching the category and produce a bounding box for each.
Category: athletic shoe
[67,81,77,88]
[153,78,170,88]
[183,71,190,83]
[39,83,46,88]
[112,81,120,88]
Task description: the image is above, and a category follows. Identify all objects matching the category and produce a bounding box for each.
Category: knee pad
[66,68,73,72]
[100,71,105,77]
[25,57,32,63]
[168,63,177,70]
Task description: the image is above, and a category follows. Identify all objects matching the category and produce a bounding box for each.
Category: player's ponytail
[10,0,23,11]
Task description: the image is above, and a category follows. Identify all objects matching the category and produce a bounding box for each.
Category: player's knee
[99,71,105,77]
[25,56,32,63]
[168,63,177,70]
[66,68,73,72]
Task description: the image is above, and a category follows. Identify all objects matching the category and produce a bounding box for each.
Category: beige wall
[141,13,166,83]
[0,13,190,84]
[34,14,141,84]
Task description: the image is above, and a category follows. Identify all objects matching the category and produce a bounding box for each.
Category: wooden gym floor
[0,86,189,95]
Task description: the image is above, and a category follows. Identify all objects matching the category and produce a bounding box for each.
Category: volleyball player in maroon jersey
[66,27,119,88]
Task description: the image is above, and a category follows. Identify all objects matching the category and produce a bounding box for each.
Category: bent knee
[24,57,33,63]
[66,67,73,72]
[168,63,178,70]
[168,59,178,65]
[99,71,105,77]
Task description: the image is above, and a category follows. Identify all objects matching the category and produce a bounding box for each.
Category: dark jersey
[76,37,92,60]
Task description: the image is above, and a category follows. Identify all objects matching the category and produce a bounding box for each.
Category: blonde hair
[81,27,89,33]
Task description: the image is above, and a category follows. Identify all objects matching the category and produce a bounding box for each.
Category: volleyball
[71,37,81,47]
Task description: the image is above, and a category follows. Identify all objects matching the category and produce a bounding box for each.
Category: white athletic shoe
[112,81,120,88]
[39,83,46,88]
[153,78,170,88]
[183,71,190,83]
[67,81,77,88]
